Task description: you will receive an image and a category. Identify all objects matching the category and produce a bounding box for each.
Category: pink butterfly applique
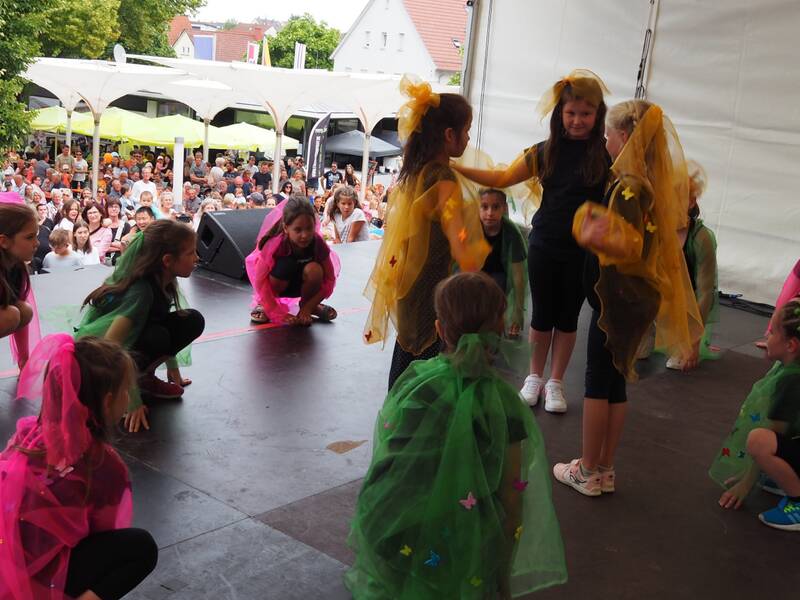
[512,478,528,491]
[459,492,477,510]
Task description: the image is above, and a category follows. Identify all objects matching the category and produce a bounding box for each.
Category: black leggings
[65,528,158,600]
[131,309,205,371]
[388,339,441,391]
[528,246,585,333]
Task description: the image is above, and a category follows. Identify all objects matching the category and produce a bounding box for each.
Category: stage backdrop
[463,0,800,304]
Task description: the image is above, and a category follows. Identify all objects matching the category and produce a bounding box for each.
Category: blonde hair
[686,159,707,199]
[606,99,652,136]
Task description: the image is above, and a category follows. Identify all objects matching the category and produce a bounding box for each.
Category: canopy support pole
[203,119,210,163]
[65,109,73,150]
[173,136,185,211]
[91,115,101,194]
[271,130,283,195]
[360,131,371,202]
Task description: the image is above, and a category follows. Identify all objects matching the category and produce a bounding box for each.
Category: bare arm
[347,220,365,243]
[104,315,133,345]
[453,157,532,189]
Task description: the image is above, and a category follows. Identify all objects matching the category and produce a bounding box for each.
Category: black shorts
[271,254,314,298]
[528,245,585,332]
[585,310,627,404]
[776,433,800,476]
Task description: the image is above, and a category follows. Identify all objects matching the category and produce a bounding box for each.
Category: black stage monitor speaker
[196,208,271,279]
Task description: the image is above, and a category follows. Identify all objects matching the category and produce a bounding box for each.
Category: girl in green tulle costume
[346,272,566,599]
[74,220,204,433]
[712,299,800,530]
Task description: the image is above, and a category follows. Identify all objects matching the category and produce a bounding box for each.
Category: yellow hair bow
[535,68,610,120]
[397,74,441,142]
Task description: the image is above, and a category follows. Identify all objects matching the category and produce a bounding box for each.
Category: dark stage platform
[0,241,797,599]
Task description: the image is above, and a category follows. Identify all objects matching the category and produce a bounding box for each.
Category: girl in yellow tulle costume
[552,100,703,497]
[363,77,490,390]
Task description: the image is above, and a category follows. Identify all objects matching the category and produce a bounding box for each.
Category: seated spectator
[137,191,163,219]
[120,206,155,251]
[82,202,112,258]
[42,228,82,271]
[328,186,369,244]
[72,220,101,266]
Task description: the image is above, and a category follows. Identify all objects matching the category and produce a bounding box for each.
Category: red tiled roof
[212,29,262,62]
[402,0,466,71]
[168,15,192,46]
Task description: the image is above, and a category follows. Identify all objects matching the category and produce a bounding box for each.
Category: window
[382,32,388,49]
[193,35,215,60]
[398,32,405,52]
[364,30,371,48]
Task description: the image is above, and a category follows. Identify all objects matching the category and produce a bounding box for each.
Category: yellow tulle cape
[363,163,490,354]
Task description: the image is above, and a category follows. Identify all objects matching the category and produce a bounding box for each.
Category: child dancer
[246,195,339,326]
[478,189,528,338]
[364,76,490,390]
[455,70,611,413]
[328,186,370,243]
[553,100,703,496]
[713,299,800,530]
[669,160,720,370]
[346,272,566,599]
[75,220,205,433]
[0,201,40,370]
[2,334,157,597]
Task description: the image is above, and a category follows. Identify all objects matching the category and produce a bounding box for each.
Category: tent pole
[91,115,101,194]
[203,118,210,163]
[65,109,73,150]
[360,130,371,202]
[272,130,283,195]
[173,136,185,211]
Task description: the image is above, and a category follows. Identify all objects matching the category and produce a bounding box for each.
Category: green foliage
[40,0,120,59]
[0,0,55,151]
[448,71,461,86]
[221,18,237,30]
[115,0,203,57]
[268,13,340,70]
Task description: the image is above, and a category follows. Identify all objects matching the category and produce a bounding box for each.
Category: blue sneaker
[759,474,785,496]
[758,497,800,531]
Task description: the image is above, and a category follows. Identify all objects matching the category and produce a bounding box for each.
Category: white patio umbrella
[22,57,188,192]
[130,57,351,193]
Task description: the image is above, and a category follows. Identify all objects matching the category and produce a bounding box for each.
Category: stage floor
[0,241,797,599]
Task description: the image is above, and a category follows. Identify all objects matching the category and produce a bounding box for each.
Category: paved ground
[1,241,796,599]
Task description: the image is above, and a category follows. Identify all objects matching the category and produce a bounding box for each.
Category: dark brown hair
[777,298,800,344]
[0,203,36,306]
[399,93,472,183]
[57,199,81,225]
[83,220,196,309]
[73,336,136,438]
[258,194,318,250]
[434,272,506,350]
[72,219,93,254]
[541,84,608,186]
[327,185,360,220]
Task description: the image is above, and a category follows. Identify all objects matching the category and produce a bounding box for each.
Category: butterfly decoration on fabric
[721,448,730,457]
[750,413,761,422]
[646,222,657,233]
[424,550,441,567]
[400,545,412,556]
[383,421,391,429]
[514,526,523,540]
[459,491,477,510]
[621,186,635,200]
[512,478,528,492]
[469,576,482,587]
[738,450,746,459]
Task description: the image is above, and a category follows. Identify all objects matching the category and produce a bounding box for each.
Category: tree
[40,0,120,59]
[115,0,204,57]
[0,0,55,151]
[268,14,341,70]
[221,19,237,31]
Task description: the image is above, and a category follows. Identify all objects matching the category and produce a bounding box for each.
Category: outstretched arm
[453,156,533,189]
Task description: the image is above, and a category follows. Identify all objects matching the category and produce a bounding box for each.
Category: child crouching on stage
[713,298,800,530]
[346,272,566,599]
[75,220,205,433]
[478,188,528,339]
[247,194,338,326]
[1,335,157,598]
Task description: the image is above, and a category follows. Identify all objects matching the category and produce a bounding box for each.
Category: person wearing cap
[72,149,88,189]
[247,191,265,208]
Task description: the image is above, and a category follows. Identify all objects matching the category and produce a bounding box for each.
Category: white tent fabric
[326,129,401,158]
[462,0,800,304]
[23,58,187,193]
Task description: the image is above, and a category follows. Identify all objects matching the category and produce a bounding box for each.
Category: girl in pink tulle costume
[246,194,340,326]
[0,193,41,371]
[758,259,800,347]
[0,334,157,600]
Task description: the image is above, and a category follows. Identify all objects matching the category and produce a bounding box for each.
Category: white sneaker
[665,356,683,370]
[553,459,602,497]
[520,374,544,406]
[544,379,567,413]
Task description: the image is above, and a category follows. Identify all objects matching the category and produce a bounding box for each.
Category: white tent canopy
[462,0,800,304]
[23,58,188,192]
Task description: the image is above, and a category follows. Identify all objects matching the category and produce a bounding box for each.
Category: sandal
[250,305,270,324]
[312,303,337,323]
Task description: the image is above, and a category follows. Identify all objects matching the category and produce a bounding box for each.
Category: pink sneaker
[139,373,184,399]
[553,459,602,497]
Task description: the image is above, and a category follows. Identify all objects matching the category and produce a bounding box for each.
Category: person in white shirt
[131,166,157,203]
[328,186,369,244]
[71,220,101,266]
[42,229,83,271]
[72,149,89,188]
